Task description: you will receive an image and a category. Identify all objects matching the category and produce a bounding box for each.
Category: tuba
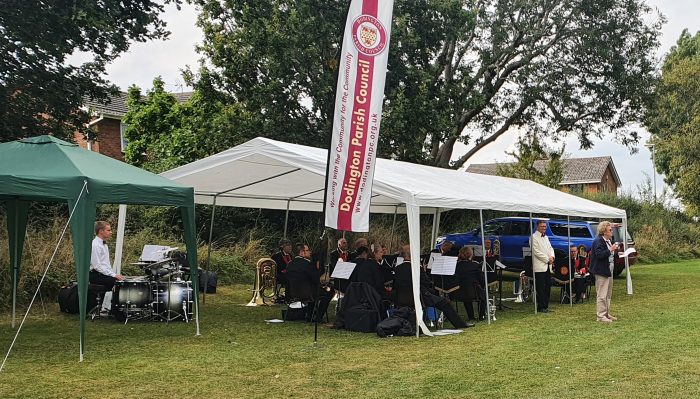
[246,258,277,306]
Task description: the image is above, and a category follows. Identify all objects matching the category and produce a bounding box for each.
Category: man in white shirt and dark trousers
[90,221,124,290]
[531,220,555,313]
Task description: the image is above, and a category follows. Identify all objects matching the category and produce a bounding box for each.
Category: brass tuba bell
[246,257,277,306]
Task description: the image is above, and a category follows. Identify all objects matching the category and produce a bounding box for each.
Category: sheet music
[430,255,458,275]
[427,252,441,270]
[432,329,464,336]
[330,260,357,279]
[619,247,636,258]
[140,244,172,262]
[495,260,507,269]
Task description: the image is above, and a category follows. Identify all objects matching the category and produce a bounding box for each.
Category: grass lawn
[1,261,700,398]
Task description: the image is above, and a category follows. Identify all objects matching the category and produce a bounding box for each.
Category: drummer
[90,221,124,290]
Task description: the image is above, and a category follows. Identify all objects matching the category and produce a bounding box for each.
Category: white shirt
[531,232,555,273]
[90,236,115,277]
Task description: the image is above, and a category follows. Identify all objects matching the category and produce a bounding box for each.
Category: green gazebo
[0,136,199,361]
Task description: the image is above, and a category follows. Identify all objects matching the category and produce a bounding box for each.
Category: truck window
[507,221,530,236]
[483,221,507,236]
[549,223,592,238]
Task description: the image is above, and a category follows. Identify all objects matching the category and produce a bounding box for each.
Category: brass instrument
[513,271,531,303]
[493,239,501,257]
[246,258,277,306]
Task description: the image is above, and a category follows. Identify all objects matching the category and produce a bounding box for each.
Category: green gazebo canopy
[0,135,199,360]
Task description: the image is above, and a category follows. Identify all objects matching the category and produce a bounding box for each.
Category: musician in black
[271,238,293,301]
[348,237,369,261]
[393,245,473,329]
[455,246,486,321]
[352,244,390,300]
[329,238,350,293]
[286,243,332,323]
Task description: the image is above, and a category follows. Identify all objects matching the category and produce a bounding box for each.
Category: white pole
[530,213,537,314]
[283,200,290,239]
[479,210,491,325]
[114,204,127,275]
[623,217,633,295]
[567,215,572,307]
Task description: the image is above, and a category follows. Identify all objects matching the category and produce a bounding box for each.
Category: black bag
[199,270,218,294]
[344,308,380,333]
[376,307,416,337]
[58,282,79,314]
[282,304,309,321]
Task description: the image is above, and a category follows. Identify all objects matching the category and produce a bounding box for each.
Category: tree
[645,30,700,215]
[0,0,179,142]
[496,134,564,189]
[189,0,662,167]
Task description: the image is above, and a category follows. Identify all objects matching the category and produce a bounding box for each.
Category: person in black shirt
[286,243,332,322]
[271,238,293,301]
[455,246,486,321]
[393,245,473,329]
[352,244,389,299]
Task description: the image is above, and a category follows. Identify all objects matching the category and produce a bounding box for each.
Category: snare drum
[153,280,193,320]
[113,277,152,313]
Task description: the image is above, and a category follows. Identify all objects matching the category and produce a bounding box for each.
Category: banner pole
[314,0,355,346]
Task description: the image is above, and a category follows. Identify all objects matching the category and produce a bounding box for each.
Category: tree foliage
[188,0,662,167]
[123,77,223,172]
[645,30,700,215]
[495,134,564,188]
[0,0,179,142]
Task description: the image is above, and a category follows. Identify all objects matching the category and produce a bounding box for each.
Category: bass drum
[112,277,152,321]
[153,280,193,321]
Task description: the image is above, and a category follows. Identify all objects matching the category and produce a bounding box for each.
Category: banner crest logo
[352,15,387,56]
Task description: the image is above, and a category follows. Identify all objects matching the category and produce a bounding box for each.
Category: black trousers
[462,293,486,320]
[89,271,117,291]
[424,293,467,328]
[535,271,552,311]
[573,277,587,300]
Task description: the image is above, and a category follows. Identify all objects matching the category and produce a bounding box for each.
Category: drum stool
[88,284,109,320]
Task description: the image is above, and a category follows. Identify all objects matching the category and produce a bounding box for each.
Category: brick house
[76,91,193,161]
[466,156,622,195]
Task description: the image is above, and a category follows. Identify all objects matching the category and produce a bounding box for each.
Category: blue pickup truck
[435,217,637,277]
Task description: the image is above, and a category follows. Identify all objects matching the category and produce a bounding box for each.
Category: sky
[97,0,699,199]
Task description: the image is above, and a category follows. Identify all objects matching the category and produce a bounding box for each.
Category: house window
[569,184,583,194]
[119,122,129,152]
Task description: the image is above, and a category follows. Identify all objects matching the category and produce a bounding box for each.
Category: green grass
[1,261,700,398]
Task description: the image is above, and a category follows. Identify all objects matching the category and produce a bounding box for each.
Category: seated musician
[329,238,351,293]
[271,238,293,300]
[90,221,124,290]
[393,245,473,329]
[571,244,588,302]
[438,240,460,257]
[348,237,369,262]
[352,244,390,300]
[286,243,332,323]
[455,246,487,321]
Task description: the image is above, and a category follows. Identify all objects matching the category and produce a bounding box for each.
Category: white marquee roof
[161,137,626,219]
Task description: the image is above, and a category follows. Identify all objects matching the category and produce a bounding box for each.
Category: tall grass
[2,191,698,309]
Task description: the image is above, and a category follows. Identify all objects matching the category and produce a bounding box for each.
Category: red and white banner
[325,0,394,232]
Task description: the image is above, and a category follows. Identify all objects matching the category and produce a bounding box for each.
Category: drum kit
[112,252,194,323]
